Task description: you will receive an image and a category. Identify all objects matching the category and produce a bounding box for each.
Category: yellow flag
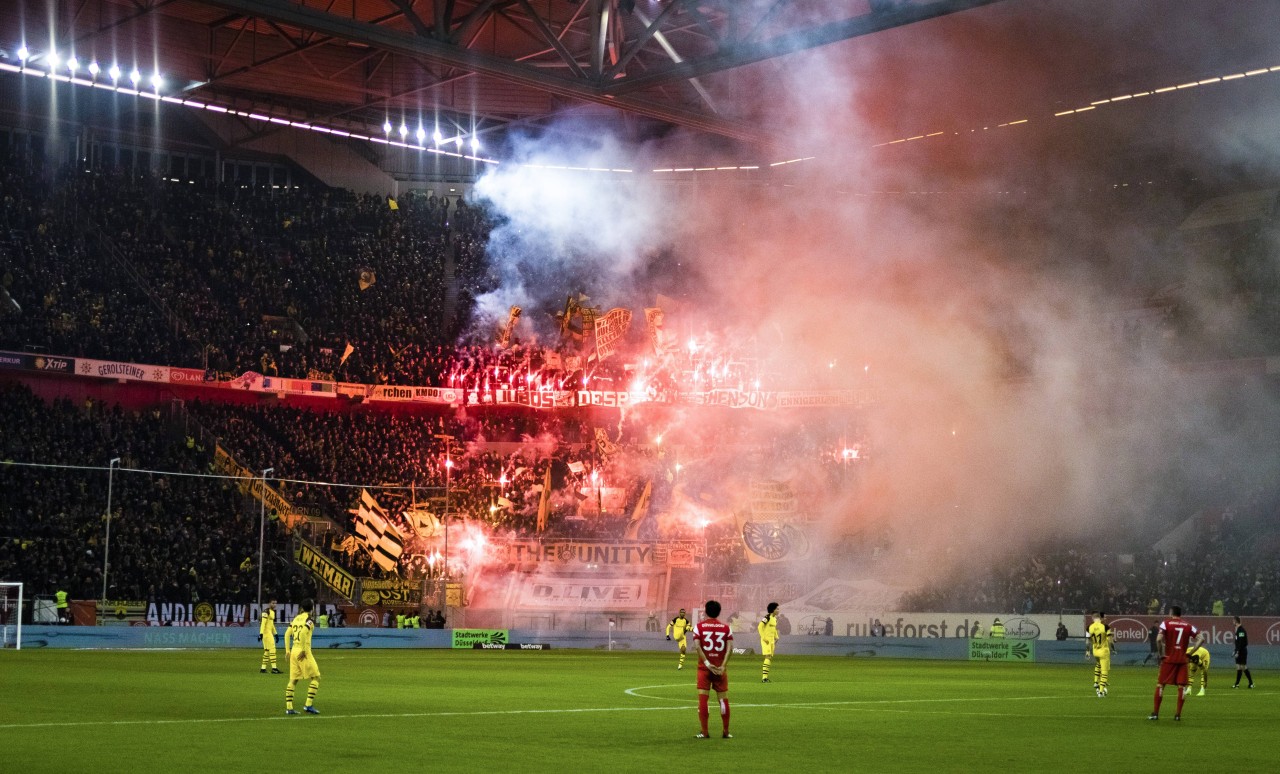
[387,197,399,210]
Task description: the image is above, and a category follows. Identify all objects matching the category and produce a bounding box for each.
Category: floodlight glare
[17,45,29,62]
[398,123,408,139]
[415,126,426,143]
[470,136,480,152]
[150,73,163,90]
[88,61,100,76]
[382,119,392,134]
[47,51,61,69]
[67,56,79,74]
[129,68,141,86]
[433,129,442,146]
[109,63,121,81]
[454,135,463,148]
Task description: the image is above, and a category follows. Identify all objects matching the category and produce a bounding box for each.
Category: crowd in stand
[0,383,306,604]
[0,150,799,397]
[901,536,1280,616]
[9,148,1280,618]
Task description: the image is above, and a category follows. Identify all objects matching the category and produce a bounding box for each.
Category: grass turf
[0,649,1271,773]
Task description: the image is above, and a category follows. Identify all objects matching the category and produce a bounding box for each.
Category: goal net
[1,582,22,649]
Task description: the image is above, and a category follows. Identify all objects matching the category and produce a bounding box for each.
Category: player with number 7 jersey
[692,600,734,739]
[1150,605,1204,721]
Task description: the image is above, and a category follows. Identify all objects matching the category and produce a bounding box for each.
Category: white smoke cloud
[463,2,1280,594]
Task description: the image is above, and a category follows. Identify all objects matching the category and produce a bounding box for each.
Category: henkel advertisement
[1080,614,1278,647]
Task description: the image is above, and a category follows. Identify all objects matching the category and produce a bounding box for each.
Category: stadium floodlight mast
[255,467,274,615]
[100,458,121,625]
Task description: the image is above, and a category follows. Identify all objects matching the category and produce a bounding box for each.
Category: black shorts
[1235,648,1248,666]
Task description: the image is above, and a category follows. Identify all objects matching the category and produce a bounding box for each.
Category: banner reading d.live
[1081,614,1280,647]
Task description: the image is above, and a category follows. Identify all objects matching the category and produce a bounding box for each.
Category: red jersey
[693,619,733,669]
[1159,618,1198,663]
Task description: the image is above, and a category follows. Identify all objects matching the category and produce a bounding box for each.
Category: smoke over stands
[462,0,1280,590]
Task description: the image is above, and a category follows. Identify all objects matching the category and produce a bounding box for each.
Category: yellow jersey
[758,613,779,643]
[666,615,691,639]
[1187,645,1210,669]
[1087,621,1110,656]
[260,608,276,639]
[284,612,314,657]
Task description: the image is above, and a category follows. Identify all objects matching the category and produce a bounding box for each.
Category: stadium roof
[1,1,1279,181]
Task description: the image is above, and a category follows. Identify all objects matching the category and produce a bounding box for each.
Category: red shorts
[697,666,729,693]
[1157,660,1189,686]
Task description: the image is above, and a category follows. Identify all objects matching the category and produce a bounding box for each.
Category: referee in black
[1233,615,1255,688]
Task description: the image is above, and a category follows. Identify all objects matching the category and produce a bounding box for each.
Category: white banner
[515,576,651,610]
[76,357,170,383]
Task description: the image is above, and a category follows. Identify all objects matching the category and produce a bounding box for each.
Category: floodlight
[415,126,426,143]
[129,68,141,86]
[454,135,463,148]
[47,51,61,69]
[88,61,100,77]
[470,136,480,152]
[382,119,392,134]
[109,63,121,81]
[150,72,163,90]
[433,129,442,146]
[67,56,78,74]
[16,45,29,62]
[398,123,408,139]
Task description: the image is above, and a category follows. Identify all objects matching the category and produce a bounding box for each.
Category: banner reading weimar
[295,539,357,600]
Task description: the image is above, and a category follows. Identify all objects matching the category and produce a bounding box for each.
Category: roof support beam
[202,0,772,145]
[604,0,1007,96]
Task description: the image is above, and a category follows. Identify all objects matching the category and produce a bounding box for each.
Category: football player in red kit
[692,599,733,739]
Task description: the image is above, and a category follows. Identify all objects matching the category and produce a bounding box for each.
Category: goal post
[1,582,22,650]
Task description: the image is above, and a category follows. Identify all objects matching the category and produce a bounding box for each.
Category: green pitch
[0,650,1271,773]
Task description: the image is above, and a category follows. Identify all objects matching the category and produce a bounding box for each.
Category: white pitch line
[624,684,699,702]
[0,693,1088,731]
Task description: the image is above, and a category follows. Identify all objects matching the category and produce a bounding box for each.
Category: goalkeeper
[666,609,693,670]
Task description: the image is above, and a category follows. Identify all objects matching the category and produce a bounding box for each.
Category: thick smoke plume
[467,1,1280,592]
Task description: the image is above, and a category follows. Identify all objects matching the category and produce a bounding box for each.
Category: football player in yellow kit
[666,609,693,669]
[284,600,321,715]
[758,602,780,683]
